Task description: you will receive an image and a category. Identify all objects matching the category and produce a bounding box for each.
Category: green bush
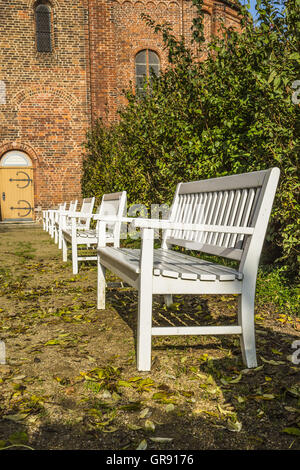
[256,266,299,315]
[82,0,299,281]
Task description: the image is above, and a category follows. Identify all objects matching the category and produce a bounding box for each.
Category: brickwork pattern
[0,0,241,213]
[0,0,90,209]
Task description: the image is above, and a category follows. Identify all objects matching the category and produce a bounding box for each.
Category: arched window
[0,151,32,167]
[135,50,160,94]
[35,3,52,52]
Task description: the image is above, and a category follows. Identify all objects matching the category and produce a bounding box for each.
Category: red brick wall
[89,0,241,123]
[0,0,91,210]
[0,0,241,213]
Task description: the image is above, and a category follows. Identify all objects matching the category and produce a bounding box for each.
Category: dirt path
[0,224,299,450]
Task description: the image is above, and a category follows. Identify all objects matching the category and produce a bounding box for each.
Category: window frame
[35,2,52,53]
[135,49,160,94]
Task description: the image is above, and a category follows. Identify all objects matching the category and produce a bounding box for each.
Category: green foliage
[256,266,299,315]
[82,0,300,279]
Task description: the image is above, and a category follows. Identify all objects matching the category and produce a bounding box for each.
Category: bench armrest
[67,211,94,219]
[93,215,134,223]
[132,218,254,235]
[58,210,72,216]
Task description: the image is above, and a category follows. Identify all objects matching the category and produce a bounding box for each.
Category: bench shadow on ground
[105,284,299,360]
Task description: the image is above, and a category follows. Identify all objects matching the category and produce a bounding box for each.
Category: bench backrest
[54,202,67,222]
[78,197,95,230]
[69,200,78,212]
[96,191,127,238]
[162,168,280,269]
[62,200,78,227]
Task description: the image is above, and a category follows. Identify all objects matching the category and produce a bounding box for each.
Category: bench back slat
[96,191,127,238]
[163,169,279,261]
[68,200,78,213]
[77,197,95,230]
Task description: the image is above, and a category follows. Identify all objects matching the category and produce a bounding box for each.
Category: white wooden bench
[59,197,95,273]
[44,202,67,238]
[62,192,126,275]
[54,200,78,247]
[96,168,280,371]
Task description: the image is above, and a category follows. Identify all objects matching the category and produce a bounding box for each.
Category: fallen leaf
[284,406,300,413]
[282,427,300,436]
[236,396,246,404]
[140,408,151,419]
[260,356,285,365]
[136,439,147,450]
[165,403,175,412]
[217,404,234,415]
[229,374,242,384]
[227,420,242,432]
[150,437,173,443]
[286,385,300,397]
[144,419,155,432]
[4,413,28,422]
[127,424,142,430]
[101,426,119,433]
[262,394,275,400]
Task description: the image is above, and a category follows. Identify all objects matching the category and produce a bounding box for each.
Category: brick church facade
[0,0,240,221]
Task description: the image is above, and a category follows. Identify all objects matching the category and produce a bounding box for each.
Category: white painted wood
[152,325,242,336]
[96,168,280,371]
[62,192,126,274]
[71,215,78,274]
[53,200,78,248]
[164,294,173,307]
[47,202,66,238]
[179,169,268,194]
[60,197,95,273]
[62,233,67,262]
[131,218,254,234]
[137,228,154,371]
[166,239,244,260]
[235,188,255,249]
[151,276,243,295]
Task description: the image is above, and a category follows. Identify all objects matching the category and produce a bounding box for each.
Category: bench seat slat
[117,248,181,278]
[62,228,114,243]
[155,249,214,280]
[117,248,213,280]
[99,247,243,281]
[157,248,241,280]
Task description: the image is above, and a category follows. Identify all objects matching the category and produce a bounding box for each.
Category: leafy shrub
[256,266,299,315]
[82,0,300,280]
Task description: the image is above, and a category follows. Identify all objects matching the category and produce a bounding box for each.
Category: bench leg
[137,288,153,371]
[62,236,68,262]
[164,294,173,307]
[136,228,154,371]
[238,289,257,368]
[72,238,78,274]
[58,228,62,249]
[97,256,106,310]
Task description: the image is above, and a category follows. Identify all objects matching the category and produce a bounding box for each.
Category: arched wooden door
[0,151,34,221]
